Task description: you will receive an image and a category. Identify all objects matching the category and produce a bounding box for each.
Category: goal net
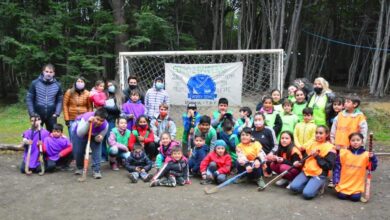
[118,49,284,122]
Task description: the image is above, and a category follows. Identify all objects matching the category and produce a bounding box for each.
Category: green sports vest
[132,129,150,141]
[264,111,278,128]
[293,102,307,122]
[308,94,328,126]
[112,128,131,146]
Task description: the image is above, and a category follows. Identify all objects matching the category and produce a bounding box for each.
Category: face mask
[129,85,137,90]
[254,121,264,127]
[76,82,85,90]
[155,82,164,90]
[314,87,323,95]
[160,112,168,117]
[139,124,147,129]
[108,85,115,93]
[43,73,53,81]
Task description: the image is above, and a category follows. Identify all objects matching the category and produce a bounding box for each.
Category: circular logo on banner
[187,74,217,100]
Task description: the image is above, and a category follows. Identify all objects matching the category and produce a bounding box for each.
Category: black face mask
[314,87,323,95]
[129,85,137,90]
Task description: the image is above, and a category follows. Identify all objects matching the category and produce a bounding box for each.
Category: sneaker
[286,183,291,189]
[200,179,212,185]
[143,174,153,182]
[61,165,74,172]
[111,163,119,171]
[275,178,288,186]
[234,177,247,184]
[319,183,326,195]
[74,169,83,175]
[129,173,138,183]
[257,177,266,188]
[150,180,159,187]
[93,171,102,179]
[168,175,177,187]
[328,180,335,188]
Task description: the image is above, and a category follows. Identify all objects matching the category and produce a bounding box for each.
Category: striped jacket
[145,84,169,118]
[26,74,63,119]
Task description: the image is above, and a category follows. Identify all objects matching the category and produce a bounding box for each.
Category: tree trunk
[110,0,129,59]
[211,0,220,50]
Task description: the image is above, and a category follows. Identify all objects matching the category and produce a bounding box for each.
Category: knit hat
[214,140,227,149]
[187,102,197,110]
[155,76,164,82]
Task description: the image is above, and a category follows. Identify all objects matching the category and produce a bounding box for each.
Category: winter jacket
[217,131,239,162]
[125,151,153,172]
[145,80,169,118]
[188,144,209,174]
[63,89,92,121]
[155,140,181,168]
[150,115,177,143]
[162,156,189,179]
[294,120,317,148]
[182,111,202,145]
[128,125,154,150]
[26,74,63,119]
[200,151,232,175]
[252,126,278,154]
[103,94,121,123]
[89,89,107,108]
[121,100,145,130]
[193,127,217,151]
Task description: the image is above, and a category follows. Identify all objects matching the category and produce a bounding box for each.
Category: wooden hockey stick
[361,132,374,203]
[78,123,93,182]
[25,118,36,175]
[38,130,45,176]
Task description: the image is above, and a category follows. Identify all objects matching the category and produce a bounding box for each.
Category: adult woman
[307,77,334,126]
[63,76,92,140]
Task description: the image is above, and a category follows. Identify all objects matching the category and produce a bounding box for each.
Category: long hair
[278,131,295,160]
[314,77,332,94]
[70,76,87,95]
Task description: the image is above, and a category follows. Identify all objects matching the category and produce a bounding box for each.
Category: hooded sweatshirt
[145,79,170,118]
[200,150,232,175]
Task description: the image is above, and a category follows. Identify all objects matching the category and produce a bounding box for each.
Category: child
[234,106,253,134]
[271,89,283,112]
[43,124,73,172]
[327,96,344,128]
[71,108,109,179]
[290,126,336,200]
[188,134,208,175]
[125,143,154,183]
[211,97,233,130]
[150,103,177,147]
[333,133,378,202]
[150,146,189,187]
[145,76,169,119]
[269,131,302,187]
[128,115,156,158]
[200,140,232,184]
[155,132,180,169]
[294,108,317,151]
[287,85,298,103]
[279,99,298,140]
[182,102,202,155]
[20,115,50,174]
[258,96,283,138]
[330,94,368,149]
[107,117,131,170]
[236,127,266,188]
[252,112,278,156]
[192,115,217,151]
[292,89,307,122]
[121,90,146,130]
[89,80,107,109]
[218,116,239,166]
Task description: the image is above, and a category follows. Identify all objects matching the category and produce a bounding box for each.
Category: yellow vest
[303,142,335,176]
[293,121,317,148]
[335,149,369,195]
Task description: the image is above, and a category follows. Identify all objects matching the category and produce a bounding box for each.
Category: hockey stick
[361,132,373,203]
[38,130,45,176]
[204,169,249,194]
[152,163,168,182]
[78,122,93,182]
[257,153,313,191]
[25,118,36,175]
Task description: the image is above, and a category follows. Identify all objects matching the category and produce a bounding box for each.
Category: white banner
[165,62,243,106]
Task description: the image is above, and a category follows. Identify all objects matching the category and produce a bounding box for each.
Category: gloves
[65,120,70,127]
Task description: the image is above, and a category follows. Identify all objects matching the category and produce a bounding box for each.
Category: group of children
[20,77,378,202]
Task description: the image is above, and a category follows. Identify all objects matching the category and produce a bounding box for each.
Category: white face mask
[254,121,264,127]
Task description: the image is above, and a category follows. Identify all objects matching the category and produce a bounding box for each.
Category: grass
[0,102,388,147]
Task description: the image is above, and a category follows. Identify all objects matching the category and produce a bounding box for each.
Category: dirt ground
[0,153,389,220]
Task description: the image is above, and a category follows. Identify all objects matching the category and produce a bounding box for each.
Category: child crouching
[125,143,153,183]
[200,140,232,184]
[150,146,189,187]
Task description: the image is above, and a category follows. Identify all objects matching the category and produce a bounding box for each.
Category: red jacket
[200,151,232,174]
[128,125,155,151]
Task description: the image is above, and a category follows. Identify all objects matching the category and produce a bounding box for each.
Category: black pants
[145,142,158,159]
[40,115,57,132]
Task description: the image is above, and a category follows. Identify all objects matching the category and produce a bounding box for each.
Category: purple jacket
[72,112,108,139]
[121,101,145,130]
[22,128,50,168]
[44,135,71,161]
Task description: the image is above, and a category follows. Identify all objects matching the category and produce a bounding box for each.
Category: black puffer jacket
[125,151,153,172]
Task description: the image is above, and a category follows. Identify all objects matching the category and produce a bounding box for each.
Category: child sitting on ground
[43,123,73,172]
[128,115,156,158]
[236,127,266,188]
[211,97,233,130]
[125,143,153,183]
[188,134,208,175]
[333,132,378,202]
[20,115,50,174]
[192,115,217,151]
[89,80,107,109]
[121,90,145,130]
[107,117,131,170]
[200,140,232,184]
[150,146,190,187]
[155,132,180,169]
[294,108,317,151]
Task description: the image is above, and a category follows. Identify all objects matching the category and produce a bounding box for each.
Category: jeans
[206,162,227,184]
[46,154,73,172]
[102,121,116,161]
[67,120,75,141]
[131,171,149,180]
[108,147,130,160]
[270,163,300,181]
[20,161,41,174]
[72,131,102,173]
[290,171,326,200]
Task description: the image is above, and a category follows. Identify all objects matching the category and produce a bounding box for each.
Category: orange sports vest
[334,112,366,147]
[303,142,335,176]
[335,149,369,195]
[281,147,303,161]
[237,141,262,161]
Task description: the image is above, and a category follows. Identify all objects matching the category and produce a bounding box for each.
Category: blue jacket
[188,144,208,174]
[26,74,63,119]
[333,146,378,184]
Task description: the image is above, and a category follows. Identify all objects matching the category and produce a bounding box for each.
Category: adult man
[26,64,63,132]
[123,76,144,104]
